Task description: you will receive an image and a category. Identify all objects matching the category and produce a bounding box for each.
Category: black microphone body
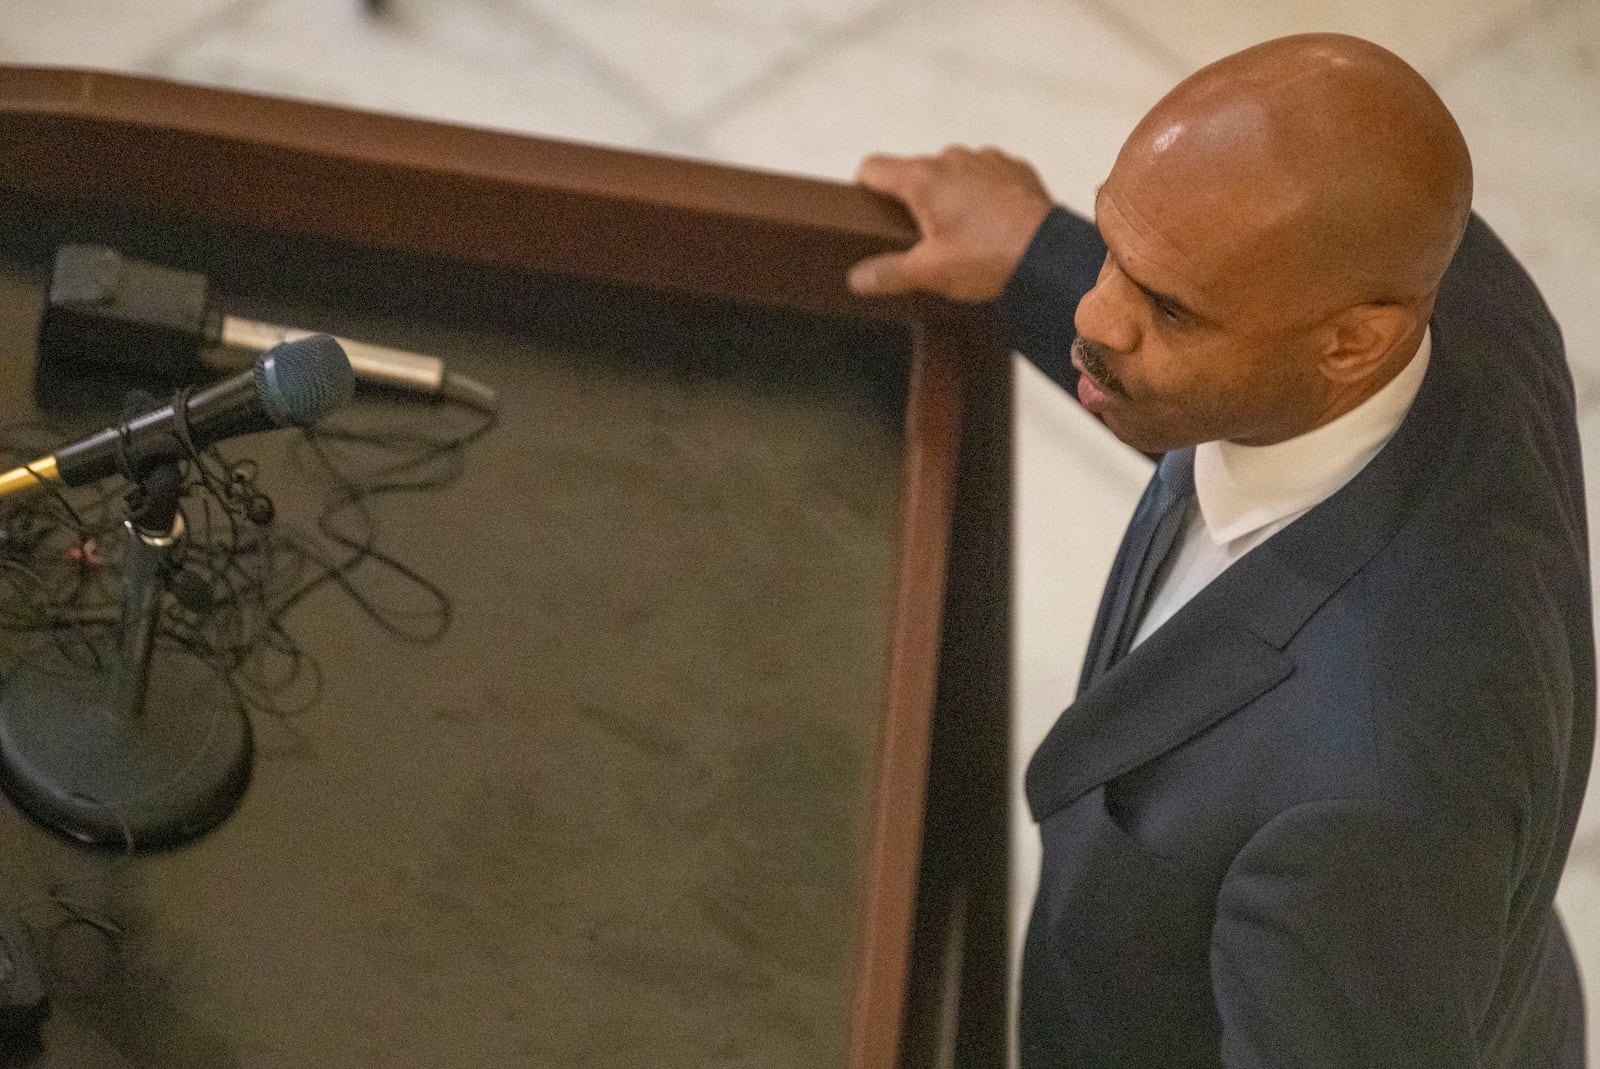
[58,373,264,487]
[50,335,354,488]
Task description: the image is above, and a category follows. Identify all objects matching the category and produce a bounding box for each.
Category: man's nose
[1074,257,1140,356]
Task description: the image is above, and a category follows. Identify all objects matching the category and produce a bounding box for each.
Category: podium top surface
[0,65,1007,1069]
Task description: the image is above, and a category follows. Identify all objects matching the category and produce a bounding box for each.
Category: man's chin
[1099,411,1183,457]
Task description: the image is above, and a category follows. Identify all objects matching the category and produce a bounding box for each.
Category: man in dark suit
[850,33,1593,1067]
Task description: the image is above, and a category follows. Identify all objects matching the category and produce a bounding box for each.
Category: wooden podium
[0,68,1009,1069]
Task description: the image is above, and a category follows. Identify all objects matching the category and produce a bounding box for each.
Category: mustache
[1072,336,1129,398]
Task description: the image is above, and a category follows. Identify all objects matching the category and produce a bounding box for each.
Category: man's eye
[1154,300,1182,322]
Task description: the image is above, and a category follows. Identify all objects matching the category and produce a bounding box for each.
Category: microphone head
[253,335,355,427]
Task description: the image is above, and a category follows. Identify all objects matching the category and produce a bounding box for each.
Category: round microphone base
[0,637,252,851]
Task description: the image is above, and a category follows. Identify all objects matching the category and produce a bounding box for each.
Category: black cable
[0,383,495,935]
[264,401,496,642]
[0,384,494,753]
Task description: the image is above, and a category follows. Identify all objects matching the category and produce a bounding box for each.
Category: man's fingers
[847,251,924,296]
[854,152,907,190]
[856,153,932,206]
[853,156,938,295]
[850,144,1050,300]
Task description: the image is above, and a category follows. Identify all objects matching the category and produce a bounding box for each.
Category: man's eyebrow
[1126,273,1205,323]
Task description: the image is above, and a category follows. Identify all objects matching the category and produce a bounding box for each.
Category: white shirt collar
[1193,328,1432,545]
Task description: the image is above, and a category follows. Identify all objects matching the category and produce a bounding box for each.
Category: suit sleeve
[1209,798,1512,1068]
[996,205,1106,394]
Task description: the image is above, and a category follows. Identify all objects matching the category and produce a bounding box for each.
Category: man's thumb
[847,252,919,296]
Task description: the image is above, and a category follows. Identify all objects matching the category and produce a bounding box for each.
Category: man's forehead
[1100,163,1312,321]
[1093,170,1274,312]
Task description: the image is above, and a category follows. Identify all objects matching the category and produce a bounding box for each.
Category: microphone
[40,245,498,412]
[0,335,353,498]
[216,318,498,413]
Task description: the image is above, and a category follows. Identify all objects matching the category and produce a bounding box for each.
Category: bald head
[1074,34,1474,450]
[1120,33,1472,315]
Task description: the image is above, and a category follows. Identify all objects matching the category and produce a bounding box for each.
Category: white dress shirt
[1131,329,1432,649]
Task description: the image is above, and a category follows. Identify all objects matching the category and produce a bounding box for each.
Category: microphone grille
[254,335,356,427]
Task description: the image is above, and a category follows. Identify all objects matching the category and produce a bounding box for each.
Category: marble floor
[4,0,1599,1062]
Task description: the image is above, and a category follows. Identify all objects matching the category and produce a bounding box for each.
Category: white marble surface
[150,0,663,148]
[3,0,1598,1061]
[0,0,239,69]
[514,0,891,125]
[703,0,1178,211]
[1435,0,1600,408]
[1083,0,1543,77]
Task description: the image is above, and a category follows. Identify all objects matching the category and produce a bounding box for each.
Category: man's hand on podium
[848,145,1055,302]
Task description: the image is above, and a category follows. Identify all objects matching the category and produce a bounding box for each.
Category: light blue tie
[1088,446,1196,683]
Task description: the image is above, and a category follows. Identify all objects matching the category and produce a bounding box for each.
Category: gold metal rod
[0,456,60,498]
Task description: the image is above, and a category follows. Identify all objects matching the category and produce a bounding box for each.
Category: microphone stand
[0,456,253,851]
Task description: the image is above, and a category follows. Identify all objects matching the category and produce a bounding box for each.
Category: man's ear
[1317,302,1425,386]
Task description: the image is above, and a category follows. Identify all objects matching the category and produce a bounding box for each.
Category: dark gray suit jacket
[1000,207,1594,1068]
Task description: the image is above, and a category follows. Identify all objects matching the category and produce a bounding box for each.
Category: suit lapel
[1028,320,1469,825]
[1028,611,1290,822]
[1074,473,1159,696]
